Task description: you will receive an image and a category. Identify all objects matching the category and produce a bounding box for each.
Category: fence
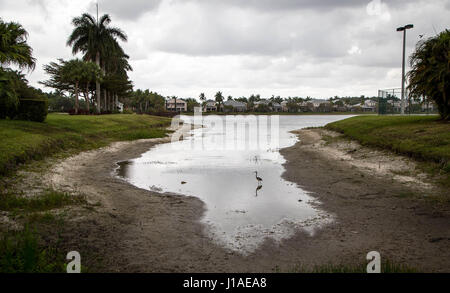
[377,88,436,114]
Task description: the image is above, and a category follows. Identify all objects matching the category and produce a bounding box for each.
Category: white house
[362,100,377,112]
[166,98,187,112]
[203,100,217,112]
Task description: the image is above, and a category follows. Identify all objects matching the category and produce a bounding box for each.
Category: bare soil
[3,127,449,272]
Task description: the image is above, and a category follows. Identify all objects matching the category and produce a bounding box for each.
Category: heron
[254,171,262,185]
[255,184,262,197]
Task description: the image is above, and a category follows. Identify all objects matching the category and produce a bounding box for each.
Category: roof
[223,100,247,107]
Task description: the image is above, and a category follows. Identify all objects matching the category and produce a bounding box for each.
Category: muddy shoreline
[32,126,450,272]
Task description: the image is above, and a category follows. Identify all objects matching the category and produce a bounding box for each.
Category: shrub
[122,108,134,114]
[16,98,48,122]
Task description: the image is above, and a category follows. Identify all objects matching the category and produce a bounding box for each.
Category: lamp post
[396,24,413,114]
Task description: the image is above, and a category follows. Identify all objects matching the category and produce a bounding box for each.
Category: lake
[117,115,353,253]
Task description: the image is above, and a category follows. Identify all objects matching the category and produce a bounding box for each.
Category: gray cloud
[1,0,449,99]
[103,0,162,20]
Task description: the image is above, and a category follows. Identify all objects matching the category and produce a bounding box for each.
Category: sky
[1,0,449,100]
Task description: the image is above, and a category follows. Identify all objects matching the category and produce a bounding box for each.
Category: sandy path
[41,126,450,272]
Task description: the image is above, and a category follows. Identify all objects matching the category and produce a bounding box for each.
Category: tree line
[1,15,449,120]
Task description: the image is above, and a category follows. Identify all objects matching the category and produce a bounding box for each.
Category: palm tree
[408,29,450,120]
[81,61,103,112]
[0,19,36,71]
[215,91,224,112]
[67,13,127,113]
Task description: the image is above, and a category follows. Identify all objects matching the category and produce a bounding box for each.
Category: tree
[0,19,36,117]
[0,69,20,118]
[215,91,224,112]
[41,59,102,114]
[408,29,450,120]
[0,19,36,71]
[185,98,200,112]
[67,13,127,113]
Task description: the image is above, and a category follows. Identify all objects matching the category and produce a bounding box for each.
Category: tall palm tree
[67,13,127,112]
[0,19,36,71]
[215,91,224,112]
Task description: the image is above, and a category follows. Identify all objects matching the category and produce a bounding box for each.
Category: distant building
[166,98,187,112]
[203,100,217,112]
[222,100,247,112]
[271,102,282,112]
[254,99,282,112]
[361,100,377,112]
[116,101,124,113]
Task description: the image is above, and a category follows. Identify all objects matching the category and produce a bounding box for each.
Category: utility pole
[396,24,413,115]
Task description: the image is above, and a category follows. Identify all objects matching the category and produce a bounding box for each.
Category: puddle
[116,115,352,253]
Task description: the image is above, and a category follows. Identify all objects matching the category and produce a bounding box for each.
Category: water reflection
[116,115,352,253]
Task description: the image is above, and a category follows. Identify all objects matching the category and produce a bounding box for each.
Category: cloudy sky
[1,0,449,99]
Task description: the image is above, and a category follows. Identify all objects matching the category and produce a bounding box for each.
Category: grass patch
[326,115,450,187]
[0,113,171,176]
[0,225,65,273]
[0,189,86,213]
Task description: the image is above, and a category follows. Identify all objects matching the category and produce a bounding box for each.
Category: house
[166,98,187,112]
[387,100,402,112]
[222,100,247,112]
[254,99,282,112]
[361,100,377,112]
[280,101,288,112]
[271,102,282,112]
[116,101,124,113]
[309,99,329,108]
[203,100,217,112]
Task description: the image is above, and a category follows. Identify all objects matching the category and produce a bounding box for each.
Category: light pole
[396,24,413,114]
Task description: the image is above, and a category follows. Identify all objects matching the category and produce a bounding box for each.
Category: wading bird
[254,171,262,186]
[255,184,262,197]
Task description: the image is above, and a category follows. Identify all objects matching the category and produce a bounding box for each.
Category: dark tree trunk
[95,52,101,113]
[85,83,90,112]
[74,81,79,115]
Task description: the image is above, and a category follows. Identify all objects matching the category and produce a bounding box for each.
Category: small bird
[255,184,262,197]
[419,34,424,39]
[254,171,262,185]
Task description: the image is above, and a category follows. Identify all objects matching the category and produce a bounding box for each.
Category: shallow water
[116,115,353,252]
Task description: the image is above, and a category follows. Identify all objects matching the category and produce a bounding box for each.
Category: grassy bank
[326,115,450,185]
[0,113,171,177]
[0,190,85,273]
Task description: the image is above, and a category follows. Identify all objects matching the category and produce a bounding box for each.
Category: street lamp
[397,24,413,114]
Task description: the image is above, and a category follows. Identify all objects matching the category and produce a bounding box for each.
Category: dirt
[3,127,449,272]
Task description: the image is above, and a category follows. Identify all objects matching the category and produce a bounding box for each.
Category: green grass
[0,113,171,176]
[0,189,88,273]
[0,189,86,213]
[326,115,450,186]
[0,225,66,273]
